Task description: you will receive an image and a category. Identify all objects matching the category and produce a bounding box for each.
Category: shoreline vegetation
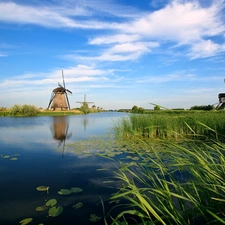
[0,104,104,116]
[101,112,225,225]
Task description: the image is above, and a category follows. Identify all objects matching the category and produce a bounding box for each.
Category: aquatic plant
[48,206,63,217]
[19,218,33,225]
[36,185,50,194]
[58,187,83,195]
[102,121,225,224]
[114,111,225,141]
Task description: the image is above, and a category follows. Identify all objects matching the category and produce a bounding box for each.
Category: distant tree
[154,105,160,111]
[138,107,145,114]
[190,105,214,111]
[80,102,90,114]
[132,105,139,113]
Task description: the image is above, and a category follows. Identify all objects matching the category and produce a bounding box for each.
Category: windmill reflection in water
[51,116,72,157]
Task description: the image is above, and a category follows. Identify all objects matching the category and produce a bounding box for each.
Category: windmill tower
[216,79,225,109]
[47,70,72,110]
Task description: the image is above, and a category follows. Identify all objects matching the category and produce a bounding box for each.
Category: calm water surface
[0,112,128,225]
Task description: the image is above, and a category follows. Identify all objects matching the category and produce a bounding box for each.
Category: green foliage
[138,107,145,113]
[154,105,160,111]
[9,104,39,116]
[190,104,215,110]
[80,102,90,114]
[132,105,139,113]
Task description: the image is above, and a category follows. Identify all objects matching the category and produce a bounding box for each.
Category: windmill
[47,70,72,110]
[216,79,225,109]
[76,94,94,106]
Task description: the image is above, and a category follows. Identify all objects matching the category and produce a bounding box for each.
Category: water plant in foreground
[99,117,225,225]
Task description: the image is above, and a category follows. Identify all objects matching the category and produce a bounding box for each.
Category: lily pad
[36,186,50,194]
[70,187,83,193]
[19,218,33,225]
[10,157,18,160]
[58,189,72,195]
[89,214,101,222]
[36,205,48,212]
[72,202,83,209]
[48,206,63,217]
[46,199,57,207]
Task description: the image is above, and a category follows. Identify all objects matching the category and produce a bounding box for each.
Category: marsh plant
[114,112,225,141]
[101,114,225,225]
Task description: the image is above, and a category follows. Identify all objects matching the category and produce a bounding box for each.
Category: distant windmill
[47,70,72,110]
[76,94,94,106]
[216,79,225,109]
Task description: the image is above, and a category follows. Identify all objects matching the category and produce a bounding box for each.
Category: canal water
[0,112,128,225]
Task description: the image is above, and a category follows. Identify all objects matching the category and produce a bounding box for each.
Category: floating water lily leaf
[58,189,72,195]
[70,187,83,193]
[3,155,10,159]
[19,218,33,225]
[89,214,101,222]
[46,199,57,207]
[132,156,139,161]
[48,206,63,217]
[36,186,50,194]
[10,157,18,160]
[36,205,48,211]
[72,202,83,209]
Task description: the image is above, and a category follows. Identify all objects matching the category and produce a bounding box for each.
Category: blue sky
[1,0,225,110]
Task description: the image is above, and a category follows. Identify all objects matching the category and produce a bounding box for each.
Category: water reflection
[51,116,72,157]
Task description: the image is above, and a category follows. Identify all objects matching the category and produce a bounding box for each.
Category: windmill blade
[47,93,55,109]
[58,82,64,88]
[62,70,66,88]
[66,89,72,94]
[65,92,71,110]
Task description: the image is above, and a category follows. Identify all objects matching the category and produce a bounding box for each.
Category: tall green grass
[114,111,225,141]
[103,140,225,224]
[102,112,225,224]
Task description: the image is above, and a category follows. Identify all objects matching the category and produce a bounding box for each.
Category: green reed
[114,111,225,141]
[102,112,225,224]
[103,138,225,224]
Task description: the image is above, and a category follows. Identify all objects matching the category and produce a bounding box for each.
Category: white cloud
[124,1,224,42]
[88,34,141,45]
[188,39,225,59]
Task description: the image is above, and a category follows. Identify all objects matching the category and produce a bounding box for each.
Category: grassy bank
[0,104,101,116]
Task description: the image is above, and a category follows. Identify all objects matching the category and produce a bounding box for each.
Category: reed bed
[102,111,225,224]
[114,111,225,141]
[103,141,225,224]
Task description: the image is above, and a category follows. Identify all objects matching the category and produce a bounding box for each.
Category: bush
[9,104,39,116]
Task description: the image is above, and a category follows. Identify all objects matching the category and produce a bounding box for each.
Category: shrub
[9,104,39,116]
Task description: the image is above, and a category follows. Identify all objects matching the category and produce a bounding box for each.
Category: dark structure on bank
[216,79,225,109]
[47,70,72,110]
